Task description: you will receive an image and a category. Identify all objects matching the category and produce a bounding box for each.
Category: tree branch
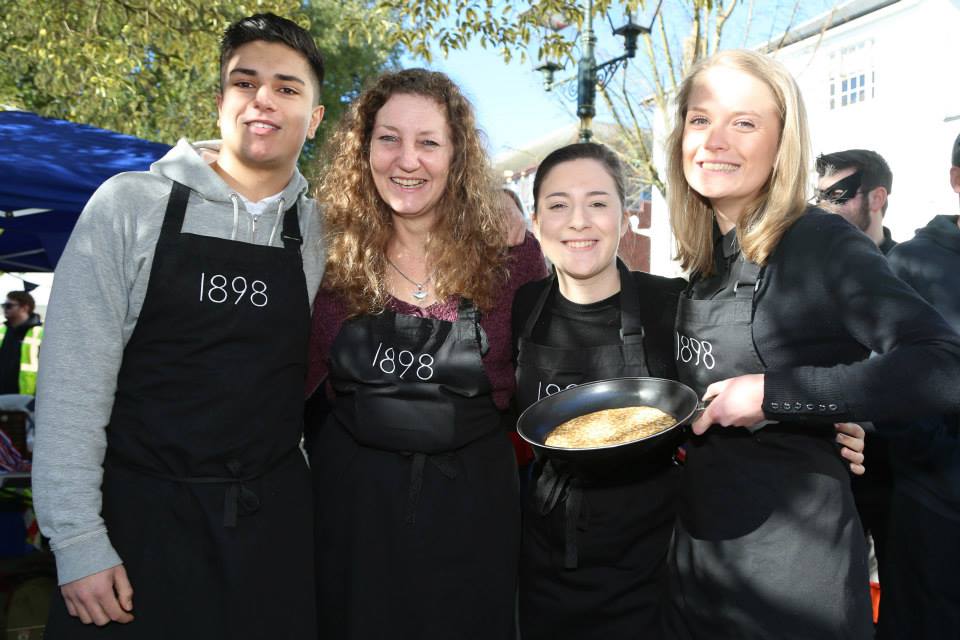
[690,3,704,69]
[713,0,738,55]
[601,79,663,195]
[740,0,755,48]
[656,15,678,95]
[644,31,668,117]
[774,0,802,51]
[90,1,103,37]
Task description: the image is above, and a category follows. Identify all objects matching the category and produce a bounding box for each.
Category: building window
[828,40,875,110]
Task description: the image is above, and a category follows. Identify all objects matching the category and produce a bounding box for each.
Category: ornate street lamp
[537,0,663,142]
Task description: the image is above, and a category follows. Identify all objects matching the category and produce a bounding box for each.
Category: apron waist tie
[403,452,459,525]
[532,461,587,569]
[106,449,298,528]
[563,485,584,569]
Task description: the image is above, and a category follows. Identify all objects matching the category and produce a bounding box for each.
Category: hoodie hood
[4,312,41,330]
[150,139,310,208]
[915,214,960,255]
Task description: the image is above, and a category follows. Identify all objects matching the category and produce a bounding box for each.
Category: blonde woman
[304,69,545,639]
[663,50,960,639]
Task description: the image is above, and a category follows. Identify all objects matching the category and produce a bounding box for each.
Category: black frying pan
[516,377,701,464]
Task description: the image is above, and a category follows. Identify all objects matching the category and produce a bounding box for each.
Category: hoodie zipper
[229,192,287,245]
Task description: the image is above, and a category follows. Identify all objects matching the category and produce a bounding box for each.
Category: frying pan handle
[747,420,777,434]
[684,399,711,431]
[693,399,775,433]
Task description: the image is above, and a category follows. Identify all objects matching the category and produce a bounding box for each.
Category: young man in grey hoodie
[33,13,326,639]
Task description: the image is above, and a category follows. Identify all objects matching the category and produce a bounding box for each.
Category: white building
[649,0,960,276]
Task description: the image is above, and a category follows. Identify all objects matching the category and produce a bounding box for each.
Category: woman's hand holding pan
[691,374,765,435]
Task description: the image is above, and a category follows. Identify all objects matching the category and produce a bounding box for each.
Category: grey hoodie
[32,139,326,584]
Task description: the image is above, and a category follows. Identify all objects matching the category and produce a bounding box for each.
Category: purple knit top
[306,233,546,409]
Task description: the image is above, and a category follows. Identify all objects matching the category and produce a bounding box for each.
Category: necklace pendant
[386,256,432,301]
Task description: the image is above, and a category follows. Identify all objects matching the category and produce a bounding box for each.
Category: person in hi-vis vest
[0,290,43,396]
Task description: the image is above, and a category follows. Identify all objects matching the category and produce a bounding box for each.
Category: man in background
[0,290,42,396]
[817,148,897,253]
[877,133,960,639]
[815,148,897,597]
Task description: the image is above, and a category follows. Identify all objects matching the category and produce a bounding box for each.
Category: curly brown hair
[318,68,508,316]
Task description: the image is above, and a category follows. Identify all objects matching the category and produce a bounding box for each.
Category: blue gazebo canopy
[0,111,170,272]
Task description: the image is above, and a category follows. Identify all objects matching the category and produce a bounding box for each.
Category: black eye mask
[817,171,862,205]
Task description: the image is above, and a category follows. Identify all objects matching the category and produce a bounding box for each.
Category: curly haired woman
[304,68,545,639]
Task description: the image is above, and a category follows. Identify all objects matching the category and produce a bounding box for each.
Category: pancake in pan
[545,405,676,449]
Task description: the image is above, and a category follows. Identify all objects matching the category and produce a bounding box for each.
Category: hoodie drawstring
[266,198,285,247]
[229,194,240,242]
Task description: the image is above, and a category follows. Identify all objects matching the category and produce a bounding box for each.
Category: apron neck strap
[456,296,478,318]
[160,181,191,239]
[733,257,763,298]
[521,272,556,340]
[456,297,489,356]
[159,182,302,252]
[280,201,302,251]
[616,259,646,344]
[684,254,763,300]
[522,260,645,344]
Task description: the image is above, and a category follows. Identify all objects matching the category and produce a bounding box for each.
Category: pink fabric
[306,233,546,410]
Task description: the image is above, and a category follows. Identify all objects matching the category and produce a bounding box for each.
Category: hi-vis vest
[0,324,42,395]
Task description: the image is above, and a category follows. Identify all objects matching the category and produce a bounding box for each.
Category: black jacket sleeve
[760,211,960,424]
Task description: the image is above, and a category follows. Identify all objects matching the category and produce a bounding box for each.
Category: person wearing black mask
[816,149,896,253]
[815,148,898,621]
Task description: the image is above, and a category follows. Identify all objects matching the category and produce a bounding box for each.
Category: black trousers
[878,490,960,640]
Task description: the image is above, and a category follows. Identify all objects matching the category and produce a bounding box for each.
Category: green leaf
[0,0,398,157]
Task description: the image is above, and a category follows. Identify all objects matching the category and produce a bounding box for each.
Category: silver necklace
[386,256,432,301]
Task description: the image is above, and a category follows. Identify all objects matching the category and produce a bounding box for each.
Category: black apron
[665,258,872,640]
[45,182,315,640]
[310,299,519,639]
[515,262,679,640]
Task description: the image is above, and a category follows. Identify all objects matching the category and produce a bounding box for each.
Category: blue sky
[405,0,838,159]
[426,45,573,159]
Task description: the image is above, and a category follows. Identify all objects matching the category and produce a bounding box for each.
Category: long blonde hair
[318,69,508,315]
[666,49,810,275]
